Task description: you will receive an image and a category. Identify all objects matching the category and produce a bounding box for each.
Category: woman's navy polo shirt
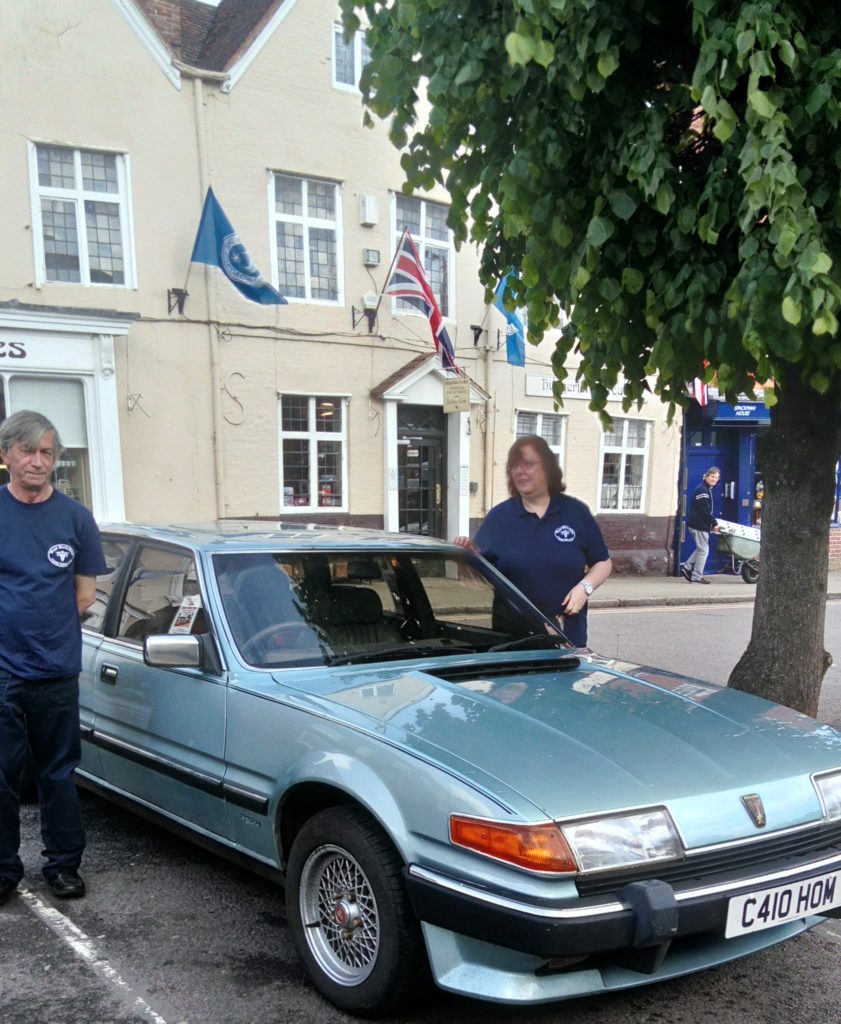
[474,493,609,647]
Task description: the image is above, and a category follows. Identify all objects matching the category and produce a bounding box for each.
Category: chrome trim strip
[683,818,830,857]
[92,731,222,791]
[673,848,841,903]
[408,865,623,919]
[410,844,841,922]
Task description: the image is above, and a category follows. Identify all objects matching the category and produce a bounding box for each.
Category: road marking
[19,885,172,1024]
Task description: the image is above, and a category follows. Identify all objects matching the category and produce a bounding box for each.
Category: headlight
[560,808,683,874]
[815,770,841,821]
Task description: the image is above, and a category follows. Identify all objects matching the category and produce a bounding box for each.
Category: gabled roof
[135,0,283,72]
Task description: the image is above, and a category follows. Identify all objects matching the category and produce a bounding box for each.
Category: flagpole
[371,226,409,323]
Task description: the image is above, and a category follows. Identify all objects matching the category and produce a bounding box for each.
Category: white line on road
[19,885,173,1024]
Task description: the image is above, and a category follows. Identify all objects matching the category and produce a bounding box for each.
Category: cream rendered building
[0,0,680,570]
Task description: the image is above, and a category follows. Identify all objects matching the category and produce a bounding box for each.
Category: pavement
[592,568,841,608]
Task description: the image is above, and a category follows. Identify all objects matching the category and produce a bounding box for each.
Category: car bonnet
[286,654,841,848]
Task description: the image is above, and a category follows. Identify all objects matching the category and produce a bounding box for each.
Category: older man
[0,410,106,903]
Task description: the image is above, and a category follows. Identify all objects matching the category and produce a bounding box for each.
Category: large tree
[341,0,841,714]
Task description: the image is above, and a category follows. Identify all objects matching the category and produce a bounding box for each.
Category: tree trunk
[728,373,841,715]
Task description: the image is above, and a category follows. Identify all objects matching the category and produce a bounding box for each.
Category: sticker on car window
[170,594,202,633]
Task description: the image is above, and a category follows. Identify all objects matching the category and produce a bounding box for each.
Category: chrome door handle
[100,664,118,684]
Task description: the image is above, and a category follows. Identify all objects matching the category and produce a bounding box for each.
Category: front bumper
[406,835,841,986]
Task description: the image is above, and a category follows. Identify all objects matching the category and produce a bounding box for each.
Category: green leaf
[781,295,801,324]
[533,39,555,68]
[748,88,777,118]
[599,277,621,301]
[777,227,797,257]
[586,215,614,248]
[607,189,637,221]
[810,370,831,392]
[654,184,674,214]
[455,60,483,86]
[811,251,833,275]
[622,267,644,294]
[736,30,756,57]
[778,40,796,68]
[574,265,591,290]
[505,31,534,66]
[806,82,831,117]
[597,50,619,79]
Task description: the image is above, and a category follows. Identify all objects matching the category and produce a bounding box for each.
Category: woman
[457,435,612,647]
[682,466,721,584]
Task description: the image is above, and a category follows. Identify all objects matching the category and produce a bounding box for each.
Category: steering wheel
[240,622,316,660]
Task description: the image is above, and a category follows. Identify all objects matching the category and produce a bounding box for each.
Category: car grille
[576,819,841,897]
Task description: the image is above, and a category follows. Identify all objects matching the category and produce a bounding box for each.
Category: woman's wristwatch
[578,579,594,596]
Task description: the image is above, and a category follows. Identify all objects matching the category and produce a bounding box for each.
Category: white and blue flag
[191,187,287,305]
[494,274,525,367]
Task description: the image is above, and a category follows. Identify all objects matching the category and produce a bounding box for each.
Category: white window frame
[515,410,566,463]
[278,393,350,514]
[28,141,137,289]
[391,194,455,320]
[331,21,370,91]
[597,417,651,513]
[268,173,344,305]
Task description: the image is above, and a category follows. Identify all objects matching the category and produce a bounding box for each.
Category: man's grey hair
[0,410,64,458]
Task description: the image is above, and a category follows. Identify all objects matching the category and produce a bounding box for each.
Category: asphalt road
[2,603,841,1024]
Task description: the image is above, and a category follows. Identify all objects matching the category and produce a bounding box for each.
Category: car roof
[97,521,460,554]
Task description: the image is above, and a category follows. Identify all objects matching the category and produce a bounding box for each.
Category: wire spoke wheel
[287,806,428,1015]
[299,843,380,984]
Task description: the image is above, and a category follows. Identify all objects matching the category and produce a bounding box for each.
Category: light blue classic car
[78,523,841,1016]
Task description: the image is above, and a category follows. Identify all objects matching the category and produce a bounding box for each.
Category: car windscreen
[212,549,568,668]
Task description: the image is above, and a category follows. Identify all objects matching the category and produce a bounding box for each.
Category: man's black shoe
[680,565,691,581]
[0,877,17,905]
[47,870,86,899]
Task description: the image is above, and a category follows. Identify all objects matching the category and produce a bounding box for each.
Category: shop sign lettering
[0,341,27,359]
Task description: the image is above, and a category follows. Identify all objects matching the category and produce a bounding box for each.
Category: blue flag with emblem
[494,274,525,367]
[191,187,287,305]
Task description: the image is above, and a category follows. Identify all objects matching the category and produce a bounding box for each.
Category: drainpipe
[177,62,229,520]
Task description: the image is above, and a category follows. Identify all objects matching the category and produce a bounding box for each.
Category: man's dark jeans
[0,672,85,883]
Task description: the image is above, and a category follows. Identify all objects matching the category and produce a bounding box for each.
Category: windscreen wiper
[328,640,476,666]
[488,634,572,653]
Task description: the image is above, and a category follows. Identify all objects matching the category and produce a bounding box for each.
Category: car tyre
[286,805,428,1017]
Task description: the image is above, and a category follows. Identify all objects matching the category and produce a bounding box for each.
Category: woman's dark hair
[506,435,565,497]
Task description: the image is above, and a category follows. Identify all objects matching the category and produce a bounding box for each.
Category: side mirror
[144,634,202,668]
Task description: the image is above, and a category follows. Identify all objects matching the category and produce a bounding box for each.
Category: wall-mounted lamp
[168,288,188,315]
[470,324,486,346]
[352,291,379,333]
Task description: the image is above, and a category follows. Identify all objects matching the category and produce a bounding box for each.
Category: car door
[78,534,134,783]
[90,541,228,836]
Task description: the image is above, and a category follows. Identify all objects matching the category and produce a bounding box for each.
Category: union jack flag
[385,229,458,371]
[692,377,709,406]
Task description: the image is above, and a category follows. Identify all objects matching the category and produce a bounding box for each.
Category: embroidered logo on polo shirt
[554,525,576,543]
[47,544,75,567]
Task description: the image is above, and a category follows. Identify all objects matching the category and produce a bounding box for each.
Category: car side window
[117,545,207,646]
[82,537,133,633]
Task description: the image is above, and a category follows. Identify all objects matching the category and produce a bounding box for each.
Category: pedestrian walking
[456,435,612,647]
[0,410,107,904]
[682,466,721,584]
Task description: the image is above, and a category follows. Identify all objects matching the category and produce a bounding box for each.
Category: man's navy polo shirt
[474,493,609,647]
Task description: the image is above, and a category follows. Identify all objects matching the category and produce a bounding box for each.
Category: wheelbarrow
[715,519,760,584]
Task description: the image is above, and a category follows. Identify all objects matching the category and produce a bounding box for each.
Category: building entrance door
[680,425,737,572]
[397,405,446,537]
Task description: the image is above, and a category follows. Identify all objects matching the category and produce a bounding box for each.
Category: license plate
[725,869,841,938]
